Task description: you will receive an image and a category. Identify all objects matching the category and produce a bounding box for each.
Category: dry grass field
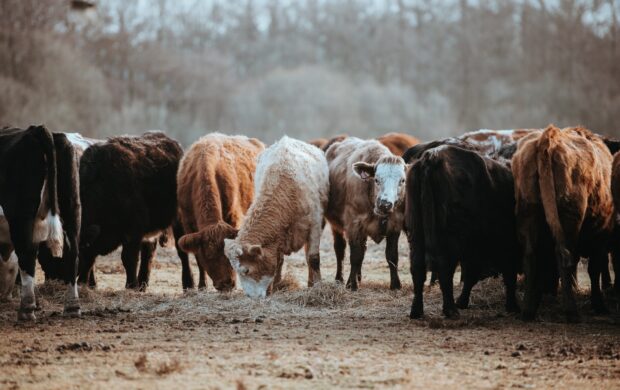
[0,231,619,389]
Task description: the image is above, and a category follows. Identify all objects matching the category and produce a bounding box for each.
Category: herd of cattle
[0,124,619,323]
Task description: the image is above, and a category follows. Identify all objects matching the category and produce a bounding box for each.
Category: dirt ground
[0,231,619,389]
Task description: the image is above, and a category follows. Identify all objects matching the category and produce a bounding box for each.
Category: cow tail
[32,125,64,257]
[537,127,572,267]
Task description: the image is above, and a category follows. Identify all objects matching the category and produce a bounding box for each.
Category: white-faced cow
[324,137,408,290]
[224,136,329,298]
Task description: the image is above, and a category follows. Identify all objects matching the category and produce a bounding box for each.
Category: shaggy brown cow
[513,125,614,322]
[224,136,329,298]
[176,133,264,291]
[78,131,183,291]
[325,137,408,290]
[376,132,420,156]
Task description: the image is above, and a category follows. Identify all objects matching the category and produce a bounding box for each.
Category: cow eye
[374,178,379,184]
[400,179,405,184]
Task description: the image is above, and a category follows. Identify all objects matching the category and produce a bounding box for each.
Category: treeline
[1,0,619,144]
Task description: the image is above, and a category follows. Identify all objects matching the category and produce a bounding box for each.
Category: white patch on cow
[224,238,241,269]
[19,268,35,308]
[33,210,64,258]
[0,252,18,300]
[0,208,10,245]
[239,275,273,298]
[374,162,406,209]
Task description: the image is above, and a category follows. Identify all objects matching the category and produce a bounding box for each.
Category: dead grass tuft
[285,281,348,308]
[273,272,301,292]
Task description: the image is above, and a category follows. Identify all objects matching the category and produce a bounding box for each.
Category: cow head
[224,239,276,298]
[353,155,408,216]
[178,221,238,291]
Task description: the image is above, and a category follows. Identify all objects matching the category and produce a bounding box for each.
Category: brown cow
[609,153,620,295]
[308,138,328,149]
[323,132,416,283]
[513,125,614,322]
[376,132,420,156]
[224,136,329,298]
[325,137,408,290]
[176,133,264,291]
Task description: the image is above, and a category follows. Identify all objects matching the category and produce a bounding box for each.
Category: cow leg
[430,271,438,286]
[558,257,580,323]
[410,244,426,319]
[78,248,98,288]
[346,239,366,291]
[174,222,194,290]
[61,232,80,317]
[9,218,40,321]
[456,267,475,309]
[613,242,620,296]
[385,232,401,289]
[333,228,346,283]
[269,252,285,293]
[121,240,140,290]
[503,269,520,314]
[138,239,157,292]
[588,251,609,315]
[438,259,459,319]
[601,257,612,291]
[305,220,322,287]
[197,262,207,289]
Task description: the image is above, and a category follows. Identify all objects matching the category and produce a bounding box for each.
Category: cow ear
[247,244,263,257]
[353,162,375,180]
[178,232,203,253]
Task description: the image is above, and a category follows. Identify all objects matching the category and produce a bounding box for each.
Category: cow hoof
[17,308,36,322]
[346,280,358,291]
[565,311,581,323]
[335,275,344,283]
[443,307,459,319]
[63,304,81,318]
[410,307,423,319]
[455,298,469,309]
[390,280,402,290]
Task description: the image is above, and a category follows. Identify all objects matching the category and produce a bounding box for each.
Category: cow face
[353,156,408,216]
[178,222,238,292]
[224,239,275,298]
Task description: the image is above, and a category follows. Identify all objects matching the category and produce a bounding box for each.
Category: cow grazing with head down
[325,137,408,290]
[513,125,614,322]
[406,144,520,319]
[78,131,183,291]
[224,136,329,298]
[0,125,76,320]
[176,133,264,291]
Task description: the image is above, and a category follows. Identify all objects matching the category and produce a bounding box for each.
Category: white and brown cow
[224,136,329,298]
[324,137,408,290]
[458,129,535,159]
[0,125,72,320]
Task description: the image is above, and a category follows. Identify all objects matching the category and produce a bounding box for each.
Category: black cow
[77,131,183,290]
[406,145,520,319]
[0,125,80,320]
